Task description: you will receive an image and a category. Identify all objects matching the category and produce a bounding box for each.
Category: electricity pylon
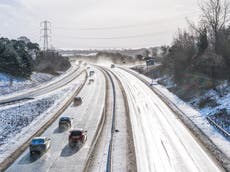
[40,20,51,51]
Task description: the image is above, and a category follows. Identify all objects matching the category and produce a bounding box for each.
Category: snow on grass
[185,81,230,134]
[0,72,54,96]
[0,91,63,146]
[0,65,75,98]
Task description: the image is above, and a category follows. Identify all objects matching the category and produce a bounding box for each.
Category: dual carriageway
[0,62,225,172]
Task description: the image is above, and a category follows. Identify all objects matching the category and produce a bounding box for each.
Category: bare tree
[186,18,207,35]
[199,0,230,52]
[143,49,150,58]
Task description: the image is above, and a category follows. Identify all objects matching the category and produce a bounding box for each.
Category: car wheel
[47,144,50,150]
[69,142,74,148]
[84,136,87,143]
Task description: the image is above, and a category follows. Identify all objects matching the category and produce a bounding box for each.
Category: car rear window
[31,138,44,144]
[71,131,82,136]
[60,117,70,121]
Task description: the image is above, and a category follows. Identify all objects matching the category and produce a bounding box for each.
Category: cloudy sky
[0,0,199,49]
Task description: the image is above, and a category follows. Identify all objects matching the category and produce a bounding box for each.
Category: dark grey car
[59,116,73,130]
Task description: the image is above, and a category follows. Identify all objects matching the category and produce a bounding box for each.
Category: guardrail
[206,117,230,139]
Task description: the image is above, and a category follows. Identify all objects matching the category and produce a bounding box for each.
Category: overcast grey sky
[0,0,199,49]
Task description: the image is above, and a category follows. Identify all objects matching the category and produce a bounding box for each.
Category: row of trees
[161,0,230,83]
[0,38,39,78]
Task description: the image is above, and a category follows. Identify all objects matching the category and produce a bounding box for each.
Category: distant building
[17,36,31,44]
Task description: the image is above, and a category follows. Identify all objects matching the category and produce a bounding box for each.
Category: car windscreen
[31,138,45,144]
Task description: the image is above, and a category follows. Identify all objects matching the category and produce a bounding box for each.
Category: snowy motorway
[87,68,136,172]
[6,67,106,172]
[4,64,226,172]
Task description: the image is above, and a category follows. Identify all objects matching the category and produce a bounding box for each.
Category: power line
[40,20,51,50]
[55,22,156,31]
[58,31,165,40]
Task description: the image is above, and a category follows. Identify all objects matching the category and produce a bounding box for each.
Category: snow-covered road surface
[6,67,106,172]
[88,68,136,172]
[113,68,224,172]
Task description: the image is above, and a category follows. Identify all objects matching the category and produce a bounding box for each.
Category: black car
[73,97,82,106]
[89,70,95,76]
[59,117,73,130]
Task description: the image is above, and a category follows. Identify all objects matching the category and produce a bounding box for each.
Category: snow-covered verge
[0,72,54,96]
[189,82,230,134]
[0,65,76,99]
[127,67,230,170]
[151,74,230,136]
[0,88,69,146]
[0,73,86,168]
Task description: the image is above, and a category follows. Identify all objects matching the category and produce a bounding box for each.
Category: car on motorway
[68,129,87,148]
[89,70,95,76]
[88,78,94,85]
[73,97,82,106]
[59,117,73,130]
[89,78,94,82]
[30,137,51,155]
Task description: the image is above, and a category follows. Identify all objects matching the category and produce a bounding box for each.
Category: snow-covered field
[0,72,54,96]
[0,65,77,98]
[0,87,68,146]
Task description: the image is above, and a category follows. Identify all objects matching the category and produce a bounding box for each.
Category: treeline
[34,51,71,74]
[160,0,230,85]
[96,52,135,64]
[0,37,71,78]
[76,51,139,64]
[0,38,39,78]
